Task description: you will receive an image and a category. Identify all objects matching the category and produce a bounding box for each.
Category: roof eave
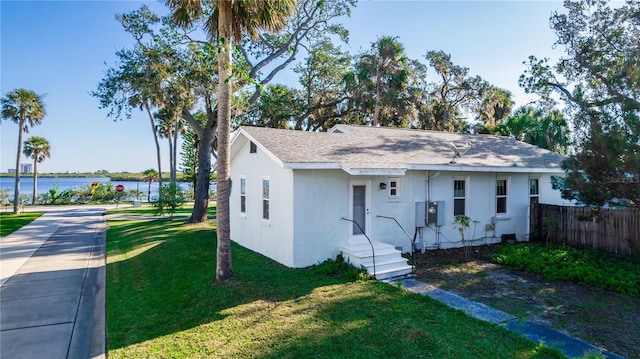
[406,164,565,173]
[283,162,407,175]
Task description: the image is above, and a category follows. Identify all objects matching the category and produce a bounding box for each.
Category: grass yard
[109,203,217,218]
[0,212,43,237]
[106,218,564,359]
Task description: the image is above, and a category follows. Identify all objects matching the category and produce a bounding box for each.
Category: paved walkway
[387,278,626,359]
[0,208,107,359]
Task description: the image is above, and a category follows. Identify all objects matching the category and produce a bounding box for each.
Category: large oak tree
[520,0,640,207]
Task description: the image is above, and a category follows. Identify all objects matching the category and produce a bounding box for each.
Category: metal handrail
[341,217,376,279]
[376,215,414,266]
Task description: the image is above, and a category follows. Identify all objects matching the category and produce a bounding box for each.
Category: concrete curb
[67,213,106,359]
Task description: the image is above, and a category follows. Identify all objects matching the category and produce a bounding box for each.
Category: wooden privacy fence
[530,203,640,256]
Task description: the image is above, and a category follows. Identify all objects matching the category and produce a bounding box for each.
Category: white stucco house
[229,125,569,279]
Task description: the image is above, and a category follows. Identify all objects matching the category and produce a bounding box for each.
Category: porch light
[379,182,387,190]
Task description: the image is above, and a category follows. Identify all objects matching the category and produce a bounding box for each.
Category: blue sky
[1,0,568,173]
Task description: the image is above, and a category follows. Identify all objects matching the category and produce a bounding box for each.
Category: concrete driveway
[1,206,108,359]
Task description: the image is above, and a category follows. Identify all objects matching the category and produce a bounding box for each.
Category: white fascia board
[283,162,342,170]
[339,162,406,175]
[236,128,285,168]
[405,164,565,174]
[344,168,407,176]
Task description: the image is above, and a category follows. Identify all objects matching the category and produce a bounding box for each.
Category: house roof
[232,125,566,175]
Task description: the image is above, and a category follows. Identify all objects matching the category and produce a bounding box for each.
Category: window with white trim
[240,177,246,213]
[529,178,539,205]
[262,178,270,220]
[388,177,401,199]
[453,179,466,216]
[496,178,508,214]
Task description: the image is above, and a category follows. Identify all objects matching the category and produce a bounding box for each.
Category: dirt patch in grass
[409,244,640,359]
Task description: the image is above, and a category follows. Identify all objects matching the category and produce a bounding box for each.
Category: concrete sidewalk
[391,278,625,359]
[0,208,106,359]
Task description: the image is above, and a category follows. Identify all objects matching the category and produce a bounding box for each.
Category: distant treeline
[0,172,185,182]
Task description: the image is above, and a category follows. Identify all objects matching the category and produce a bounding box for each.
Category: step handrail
[340,217,376,279]
[376,215,415,267]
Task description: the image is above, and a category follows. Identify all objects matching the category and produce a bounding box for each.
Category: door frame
[348,179,371,244]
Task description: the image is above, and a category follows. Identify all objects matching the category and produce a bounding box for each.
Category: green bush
[313,253,370,281]
[38,184,74,205]
[150,182,186,216]
[493,243,640,295]
[72,182,137,204]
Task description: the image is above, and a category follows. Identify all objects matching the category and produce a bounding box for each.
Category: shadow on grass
[106,219,347,351]
[106,219,563,358]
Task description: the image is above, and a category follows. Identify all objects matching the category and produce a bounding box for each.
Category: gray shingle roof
[236,125,566,174]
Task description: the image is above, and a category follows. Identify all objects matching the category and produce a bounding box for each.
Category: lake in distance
[0,177,195,200]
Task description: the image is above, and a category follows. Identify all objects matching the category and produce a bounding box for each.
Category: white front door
[349,180,370,245]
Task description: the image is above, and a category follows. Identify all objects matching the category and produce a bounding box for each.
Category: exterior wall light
[379,182,387,190]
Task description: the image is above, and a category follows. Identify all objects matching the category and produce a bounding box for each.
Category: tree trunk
[144,102,163,197]
[32,158,38,205]
[216,0,233,282]
[372,67,381,127]
[172,118,179,182]
[13,119,24,214]
[188,128,214,223]
[167,134,174,183]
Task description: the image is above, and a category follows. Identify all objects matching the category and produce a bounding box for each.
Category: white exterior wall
[423,172,566,248]
[230,140,295,267]
[231,134,568,267]
[368,171,426,252]
[291,170,350,267]
[536,173,571,205]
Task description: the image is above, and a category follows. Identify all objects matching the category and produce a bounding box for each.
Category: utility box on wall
[427,201,445,226]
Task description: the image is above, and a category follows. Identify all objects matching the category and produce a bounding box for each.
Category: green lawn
[0,212,43,237]
[108,203,216,218]
[106,218,564,359]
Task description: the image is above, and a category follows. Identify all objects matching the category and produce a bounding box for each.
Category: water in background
[0,177,195,200]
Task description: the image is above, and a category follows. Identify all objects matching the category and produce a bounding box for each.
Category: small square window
[388,178,400,199]
[250,142,257,153]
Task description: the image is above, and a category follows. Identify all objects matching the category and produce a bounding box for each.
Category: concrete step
[340,241,413,280]
[370,264,414,280]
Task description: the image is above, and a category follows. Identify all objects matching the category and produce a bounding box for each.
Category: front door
[349,180,370,244]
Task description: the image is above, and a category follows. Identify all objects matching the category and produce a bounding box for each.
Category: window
[496,178,508,214]
[388,177,401,199]
[529,178,539,205]
[453,179,466,216]
[262,178,270,220]
[240,177,246,213]
[250,141,257,153]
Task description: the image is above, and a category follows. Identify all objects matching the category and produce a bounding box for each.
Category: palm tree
[155,107,185,182]
[142,168,159,201]
[23,136,51,205]
[495,107,570,154]
[358,36,407,127]
[165,0,297,282]
[1,89,46,213]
